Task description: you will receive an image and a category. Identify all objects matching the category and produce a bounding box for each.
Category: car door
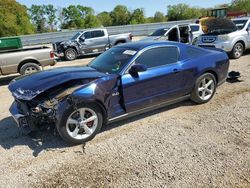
[166,27,180,42]
[179,25,192,44]
[90,30,109,53]
[121,46,186,113]
[79,31,94,54]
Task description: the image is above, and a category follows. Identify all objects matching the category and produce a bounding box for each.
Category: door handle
[173,69,180,74]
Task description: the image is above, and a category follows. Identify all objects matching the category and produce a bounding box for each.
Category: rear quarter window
[186,47,206,58]
[92,30,105,38]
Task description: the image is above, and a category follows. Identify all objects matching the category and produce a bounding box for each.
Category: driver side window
[83,32,92,39]
[135,47,179,69]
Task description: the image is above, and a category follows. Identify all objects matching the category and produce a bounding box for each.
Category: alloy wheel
[198,77,215,101]
[66,49,76,60]
[66,108,98,140]
[24,66,38,74]
[234,44,243,58]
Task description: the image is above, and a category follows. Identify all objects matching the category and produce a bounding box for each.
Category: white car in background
[189,24,204,41]
[141,24,203,44]
[195,17,250,59]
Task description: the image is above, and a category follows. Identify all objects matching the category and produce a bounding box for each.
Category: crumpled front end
[9,80,95,130]
[53,40,78,57]
[9,92,59,130]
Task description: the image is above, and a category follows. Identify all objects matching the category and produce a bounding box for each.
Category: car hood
[55,40,77,46]
[8,66,107,100]
[200,17,237,35]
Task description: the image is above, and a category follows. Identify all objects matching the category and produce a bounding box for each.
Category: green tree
[45,4,57,31]
[85,14,101,28]
[153,11,166,22]
[110,5,131,26]
[146,17,155,23]
[62,5,100,29]
[97,12,113,26]
[62,5,84,29]
[77,5,101,28]
[130,8,146,24]
[167,3,202,21]
[230,0,250,12]
[0,0,34,37]
[57,7,65,29]
[29,5,47,32]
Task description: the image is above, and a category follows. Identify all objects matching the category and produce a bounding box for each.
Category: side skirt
[108,95,190,123]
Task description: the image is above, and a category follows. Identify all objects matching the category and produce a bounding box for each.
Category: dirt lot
[0,50,250,188]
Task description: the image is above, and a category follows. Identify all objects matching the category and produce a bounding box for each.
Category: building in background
[208,7,248,18]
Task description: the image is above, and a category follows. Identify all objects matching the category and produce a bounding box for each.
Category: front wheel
[57,103,103,144]
[191,73,217,104]
[64,48,77,61]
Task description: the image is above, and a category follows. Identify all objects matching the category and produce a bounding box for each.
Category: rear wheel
[115,41,125,46]
[230,42,244,59]
[20,63,41,75]
[191,73,217,104]
[64,48,77,61]
[57,103,103,144]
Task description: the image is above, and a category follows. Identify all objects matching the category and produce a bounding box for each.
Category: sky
[17,0,231,17]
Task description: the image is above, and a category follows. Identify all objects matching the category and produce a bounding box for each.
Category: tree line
[0,0,249,37]
[30,4,169,33]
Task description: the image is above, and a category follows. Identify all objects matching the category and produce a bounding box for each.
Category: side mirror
[247,28,249,32]
[129,64,147,74]
[79,37,85,42]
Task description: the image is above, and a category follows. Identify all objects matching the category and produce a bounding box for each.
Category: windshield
[71,32,82,40]
[150,28,169,36]
[233,20,248,30]
[88,47,137,74]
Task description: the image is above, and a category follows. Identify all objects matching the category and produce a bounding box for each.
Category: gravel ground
[0,50,249,188]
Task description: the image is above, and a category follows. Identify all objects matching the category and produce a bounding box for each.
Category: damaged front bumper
[9,99,58,130]
[9,101,28,128]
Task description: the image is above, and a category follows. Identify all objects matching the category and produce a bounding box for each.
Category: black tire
[230,42,244,59]
[56,103,103,144]
[64,48,77,61]
[191,73,217,104]
[115,41,125,46]
[20,63,41,75]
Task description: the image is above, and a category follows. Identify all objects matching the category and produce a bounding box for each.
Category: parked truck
[0,46,56,75]
[53,28,133,61]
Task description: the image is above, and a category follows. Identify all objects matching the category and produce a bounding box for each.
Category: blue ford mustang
[8,41,229,144]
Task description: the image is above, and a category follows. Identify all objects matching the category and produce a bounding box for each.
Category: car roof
[155,27,170,30]
[79,28,106,33]
[232,17,250,21]
[189,23,199,26]
[115,41,187,51]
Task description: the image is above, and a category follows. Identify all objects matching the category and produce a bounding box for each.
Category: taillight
[129,34,133,41]
[50,51,55,59]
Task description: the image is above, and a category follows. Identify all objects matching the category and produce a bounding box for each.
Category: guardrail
[20,19,195,46]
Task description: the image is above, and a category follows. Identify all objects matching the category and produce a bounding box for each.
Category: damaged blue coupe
[8,41,229,144]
